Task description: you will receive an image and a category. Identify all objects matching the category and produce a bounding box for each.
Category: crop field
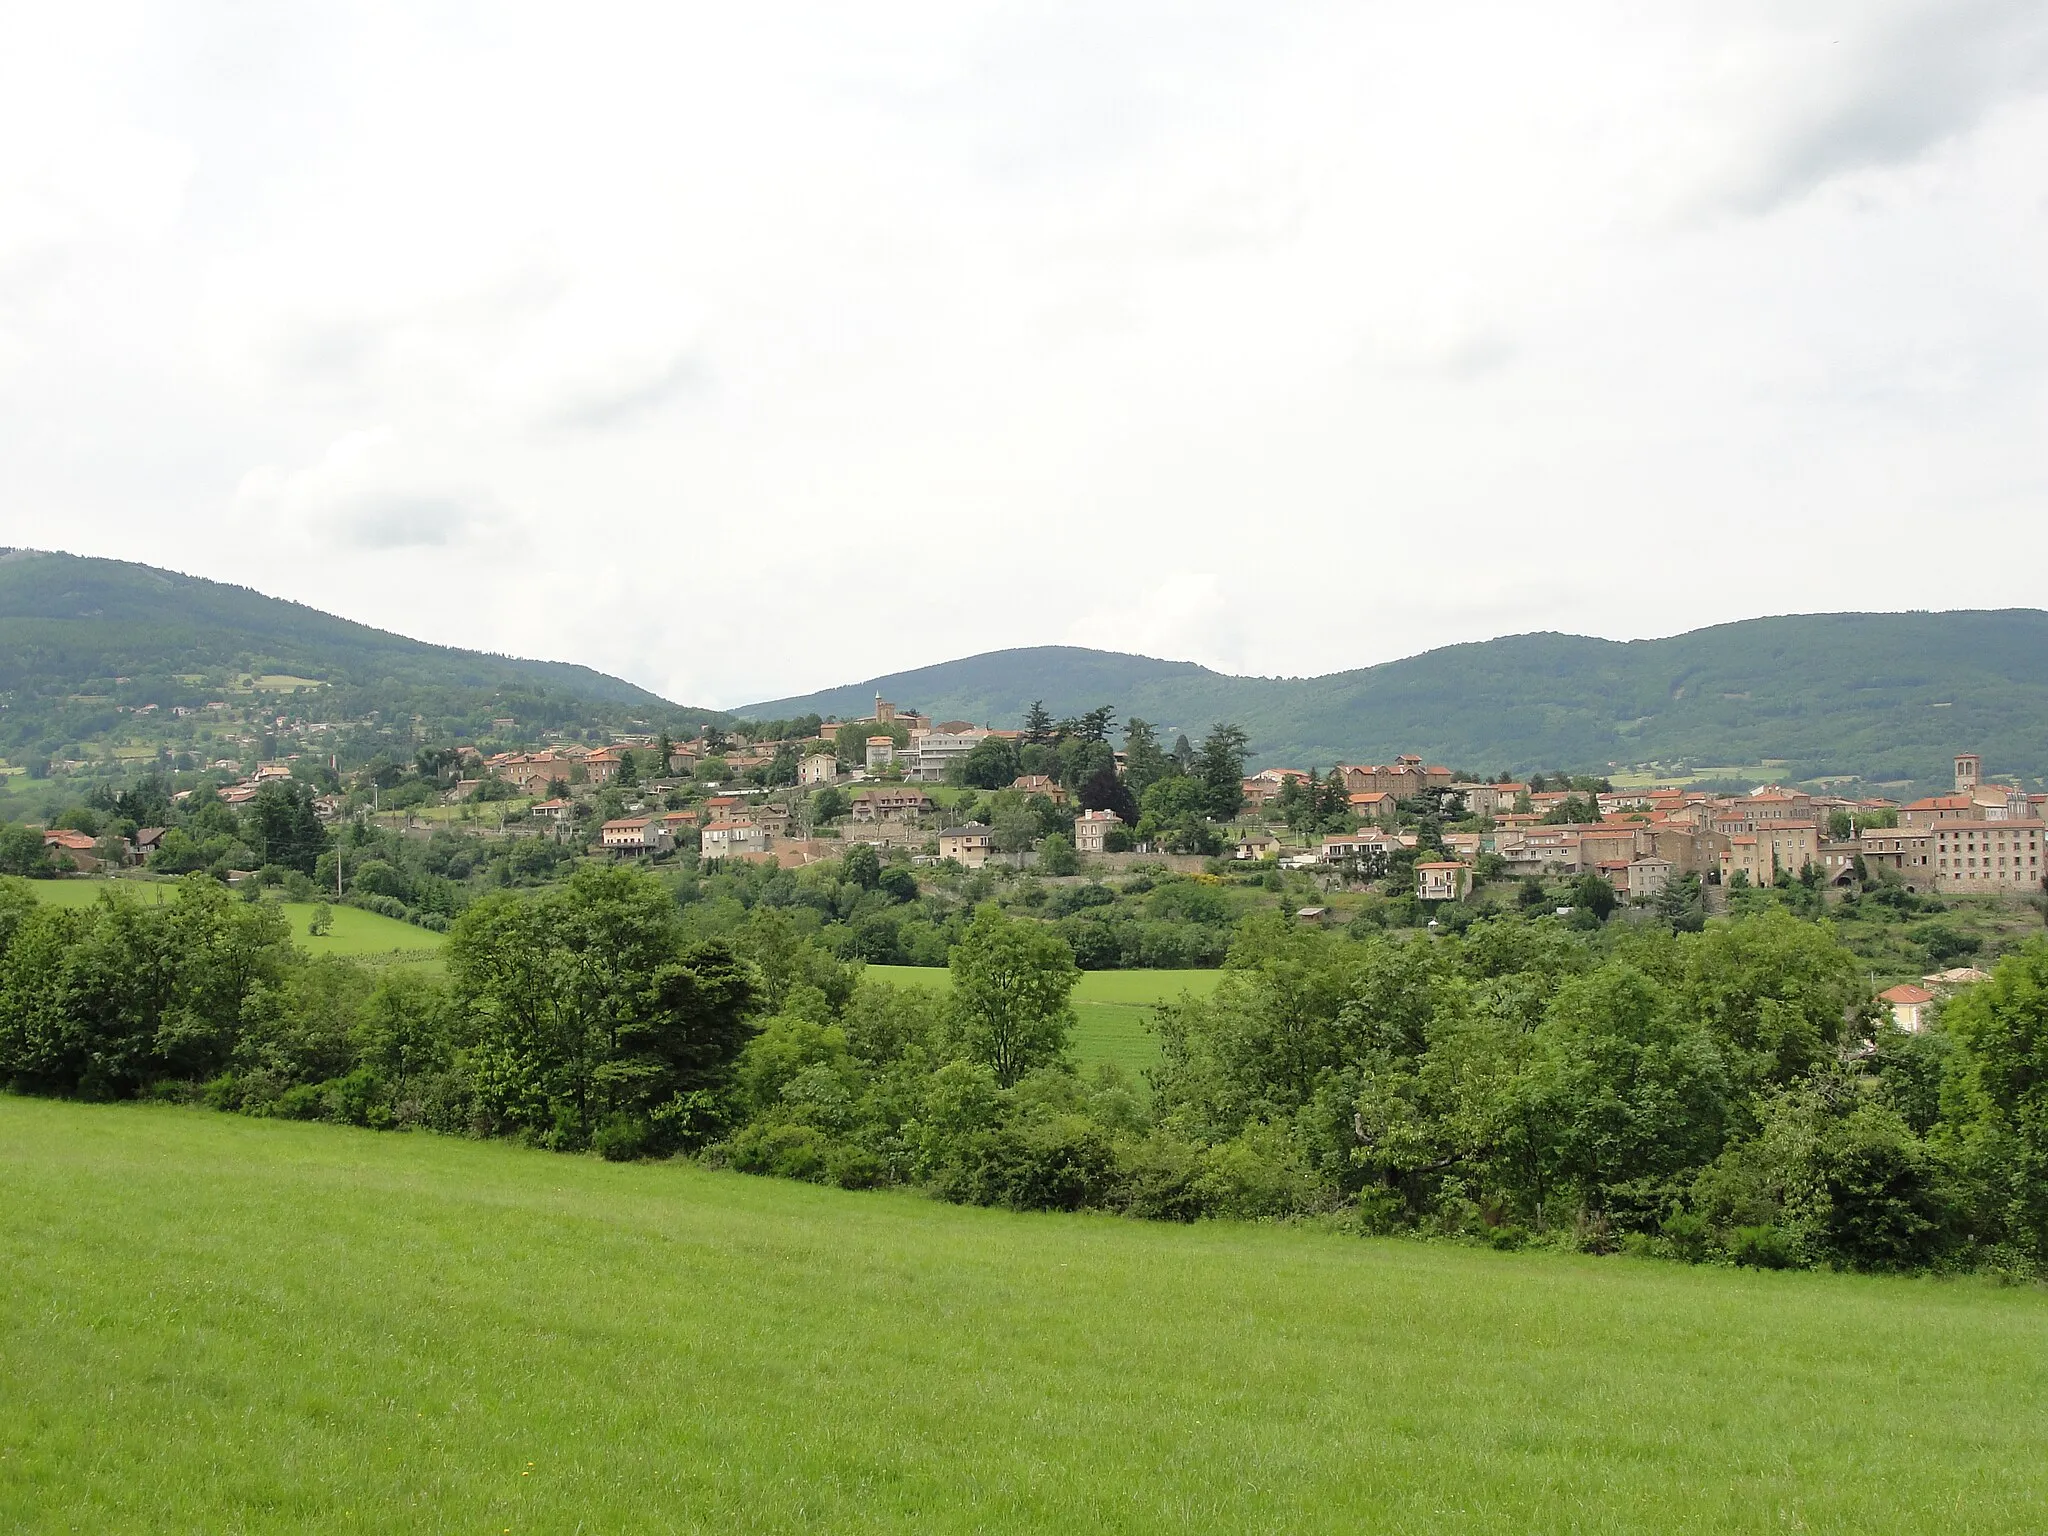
[864,965,1224,1078]
[3,1099,2046,1533]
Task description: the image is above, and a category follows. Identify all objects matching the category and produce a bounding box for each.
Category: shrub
[1727,1224,1795,1269]
[593,1113,654,1162]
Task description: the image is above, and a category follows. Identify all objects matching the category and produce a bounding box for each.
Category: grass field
[3,1100,2046,1532]
[865,965,1224,1079]
[21,880,443,966]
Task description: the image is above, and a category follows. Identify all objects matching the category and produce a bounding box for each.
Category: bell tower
[1954,753,1980,794]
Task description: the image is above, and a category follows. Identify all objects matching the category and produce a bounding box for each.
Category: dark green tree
[1022,700,1055,746]
[1197,724,1250,822]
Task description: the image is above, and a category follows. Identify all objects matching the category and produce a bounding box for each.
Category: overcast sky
[3,3,2045,708]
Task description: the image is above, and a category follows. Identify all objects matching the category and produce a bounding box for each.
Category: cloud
[544,349,706,431]
[234,428,521,554]
[1691,0,2048,214]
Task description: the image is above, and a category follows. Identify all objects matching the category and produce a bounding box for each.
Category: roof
[940,824,992,839]
[702,820,760,833]
[1880,984,1935,1005]
[1416,860,1464,870]
[602,818,650,829]
[1076,808,1122,822]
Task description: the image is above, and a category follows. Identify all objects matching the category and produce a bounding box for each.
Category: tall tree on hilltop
[1123,718,1168,798]
[1022,700,1055,746]
[1197,723,1250,822]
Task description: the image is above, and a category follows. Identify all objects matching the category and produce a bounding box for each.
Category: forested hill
[742,612,2048,789]
[0,551,720,752]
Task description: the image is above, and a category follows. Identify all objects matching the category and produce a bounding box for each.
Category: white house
[701,820,768,858]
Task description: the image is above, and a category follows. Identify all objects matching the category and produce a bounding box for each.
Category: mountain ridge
[742,611,2048,788]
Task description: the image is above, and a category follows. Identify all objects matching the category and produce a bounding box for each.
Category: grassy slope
[4,1099,2047,1533]
[865,965,1224,1079]
[741,612,2048,785]
[22,880,442,964]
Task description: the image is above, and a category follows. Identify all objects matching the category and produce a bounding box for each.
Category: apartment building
[1930,820,2044,893]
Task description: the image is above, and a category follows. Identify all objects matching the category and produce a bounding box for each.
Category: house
[1011,775,1068,805]
[1625,856,1675,899]
[1348,791,1396,823]
[1858,827,1934,889]
[657,809,700,835]
[850,788,935,822]
[132,827,168,861]
[1073,808,1122,854]
[700,820,769,859]
[1416,861,1471,902]
[582,748,625,786]
[865,736,897,771]
[600,818,673,855]
[1930,819,2044,894]
[1720,821,1822,885]
[1879,983,1936,1033]
[1233,832,1282,861]
[938,824,995,868]
[42,828,105,872]
[907,729,990,782]
[1323,829,1397,863]
[530,798,575,824]
[798,753,838,787]
[1294,906,1331,925]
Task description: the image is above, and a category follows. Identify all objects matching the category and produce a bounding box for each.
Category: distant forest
[743,612,2048,791]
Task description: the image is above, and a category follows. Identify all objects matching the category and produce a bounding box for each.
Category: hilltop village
[19,692,2045,908]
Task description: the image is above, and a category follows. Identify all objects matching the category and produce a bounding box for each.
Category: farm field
[864,964,1225,1078]
[4,1099,2047,1533]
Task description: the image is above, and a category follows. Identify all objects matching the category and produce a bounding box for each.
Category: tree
[1197,723,1250,822]
[1571,872,1617,922]
[1038,832,1080,876]
[810,786,848,825]
[1656,872,1706,932]
[1077,761,1137,824]
[0,824,54,876]
[247,783,327,875]
[1022,700,1055,747]
[948,905,1079,1086]
[655,732,675,774]
[1935,941,2048,1260]
[1171,733,1196,775]
[449,864,758,1152]
[842,843,882,891]
[1077,705,1116,743]
[613,749,639,789]
[1123,718,1168,798]
[955,735,1020,789]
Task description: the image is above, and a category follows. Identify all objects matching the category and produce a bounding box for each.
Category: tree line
[4,866,2046,1275]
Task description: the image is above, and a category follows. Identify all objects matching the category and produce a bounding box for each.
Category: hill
[7,1098,2046,1531]
[0,550,720,767]
[743,611,2048,788]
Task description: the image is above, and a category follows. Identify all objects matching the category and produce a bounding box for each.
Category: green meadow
[3,1098,2046,1533]
[24,880,443,965]
[865,964,1223,1078]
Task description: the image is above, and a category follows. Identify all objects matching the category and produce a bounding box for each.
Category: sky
[3,2,2046,709]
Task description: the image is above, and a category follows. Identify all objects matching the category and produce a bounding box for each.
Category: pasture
[864,964,1224,1079]
[3,1098,2046,1532]
[22,880,443,966]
